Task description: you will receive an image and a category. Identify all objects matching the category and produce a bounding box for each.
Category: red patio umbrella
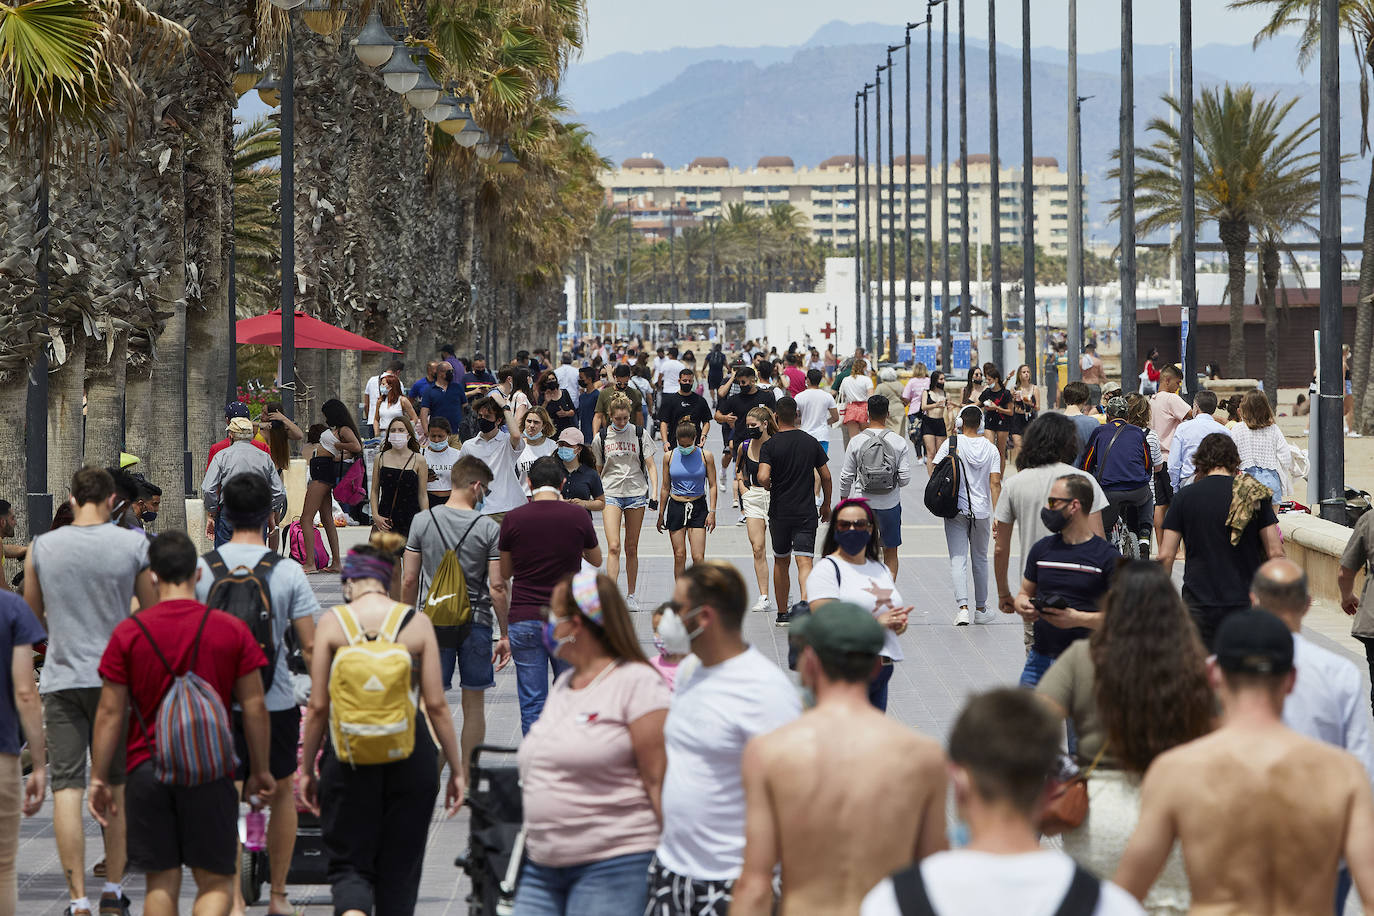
[235,310,401,352]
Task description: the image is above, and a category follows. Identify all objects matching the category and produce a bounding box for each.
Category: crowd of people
[2,332,1372,916]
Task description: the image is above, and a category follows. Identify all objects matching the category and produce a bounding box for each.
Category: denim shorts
[606,493,648,510]
[439,623,496,691]
[872,504,902,548]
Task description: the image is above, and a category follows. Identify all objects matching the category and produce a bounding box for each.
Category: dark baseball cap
[1214,608,1293,676]
[791,602,885,656]
[225,401,250,420]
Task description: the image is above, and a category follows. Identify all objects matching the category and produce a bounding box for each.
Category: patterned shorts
[643,855,734,916]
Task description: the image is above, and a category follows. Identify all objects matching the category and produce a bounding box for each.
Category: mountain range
[566,22,1370,236]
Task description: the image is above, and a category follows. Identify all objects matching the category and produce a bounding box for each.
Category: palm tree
[1232,0,1374,427]
[232,117,281,319]
[1119,85,1318,376]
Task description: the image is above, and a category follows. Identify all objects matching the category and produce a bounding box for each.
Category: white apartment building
[599,154,1085,255]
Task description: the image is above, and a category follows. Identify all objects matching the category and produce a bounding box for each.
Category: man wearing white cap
[202,416,287,547]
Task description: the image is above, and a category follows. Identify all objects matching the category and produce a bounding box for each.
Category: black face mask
[478,417,499,434]
[741,427,762,440]
[680,382,693,393]
[615,381,628,390]
[544,382,559,392]
[1040,506,1071,533]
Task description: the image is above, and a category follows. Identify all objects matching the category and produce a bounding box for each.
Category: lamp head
[404,57,442,110]
[350,9,395,67]
[254,71,281,108]
[380,43,423,94]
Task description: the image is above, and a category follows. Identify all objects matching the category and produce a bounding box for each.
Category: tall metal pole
[668,208,677,334]
[1066,0,1083,383]
[1119,0,1137,392]
[957,0,971,335]
[862,87,872,352]
[1180,0,1197,395]
[988,0,1004,372]
[887,46,899,363]
[903,31,914,349]
[924,4,937,341]
[855,93,864,346]
[228,194,239,406]
[874,65,885,356]
[1318,0,1344,520]
[625,196,633,307]
[25,155,52,537]
[1021,0,1036,384]
[941,1,952,372]
[279,32,296,422]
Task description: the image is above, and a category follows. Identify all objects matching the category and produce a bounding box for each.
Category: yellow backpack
[328,602,417,765]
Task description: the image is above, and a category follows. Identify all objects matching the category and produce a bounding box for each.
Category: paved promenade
[15,425,1368,913]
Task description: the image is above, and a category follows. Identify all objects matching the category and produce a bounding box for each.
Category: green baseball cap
[791,601,885,655]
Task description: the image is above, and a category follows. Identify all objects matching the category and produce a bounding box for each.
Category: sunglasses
[1045,496,1075,509]
[835,519,871,531]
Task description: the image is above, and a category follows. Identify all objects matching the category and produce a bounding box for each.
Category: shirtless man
[733,602,947,916]
[1115,608,1374,914]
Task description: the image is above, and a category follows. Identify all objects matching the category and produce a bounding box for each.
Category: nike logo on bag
[363,675,385,692]
[427,593,456,605]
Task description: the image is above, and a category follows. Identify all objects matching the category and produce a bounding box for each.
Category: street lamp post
[874,64,885,356]
[903,29,914,349]
[854,92,864,346]
[940,0,952,371]
[886,45,899,363]
[25,157,52,537]
[862,86,872,352]
[1020,0,1036,384]
[279,31,296,422]
[1180,0,1197,396]
[988,0,1004,372]
[1066,0,1082,384]
[925,3,940,342]
[1120,0,1137,393]
[1318,0,1344,519]
[958,0,971,336]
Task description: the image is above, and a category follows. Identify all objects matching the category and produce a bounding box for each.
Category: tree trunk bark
[84,332,128,465]
[1219,218,1250,377]
[1259,239,1280,409]
[47,331,87,495]
[148,134,189,532]
[125,366,154,463]
[1355,157,1374,433]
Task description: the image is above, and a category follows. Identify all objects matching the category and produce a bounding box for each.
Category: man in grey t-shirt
[23,466,155,914]
[403,455,510,778]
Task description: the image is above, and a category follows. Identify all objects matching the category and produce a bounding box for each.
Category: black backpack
[203,550,279,690]
[891,860,1100,916]
[924,435,967,520]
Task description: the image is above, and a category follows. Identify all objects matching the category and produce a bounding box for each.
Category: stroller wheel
[240,848,266,906]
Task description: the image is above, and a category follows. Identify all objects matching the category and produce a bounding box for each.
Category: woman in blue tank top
[656,420,718,577]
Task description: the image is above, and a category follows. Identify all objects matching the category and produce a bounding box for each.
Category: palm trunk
[1355,157,1374,433]
[1259,239,1280,409]
[47,332,87,495]
[125,366,154,462]
[149,134,189,531]
[84,332,128,465]
[1218,218,1250,377]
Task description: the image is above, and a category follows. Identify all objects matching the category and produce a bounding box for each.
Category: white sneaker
[973,607,997,625]
[752,595,773,613]
[719,480,728,491]
[626,594,640,613]
[954,607,971,626]
[735,514,746,526]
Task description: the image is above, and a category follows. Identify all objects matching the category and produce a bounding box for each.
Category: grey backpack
[856,431,899,494]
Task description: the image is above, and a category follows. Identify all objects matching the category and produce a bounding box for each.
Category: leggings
[320,725,439,916]
[1102,486,1154,540]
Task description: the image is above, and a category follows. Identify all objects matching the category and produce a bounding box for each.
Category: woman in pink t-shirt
[515,570,670,914]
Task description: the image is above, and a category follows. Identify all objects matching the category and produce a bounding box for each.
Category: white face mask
[657,606,701,655]
[388,432,410,449]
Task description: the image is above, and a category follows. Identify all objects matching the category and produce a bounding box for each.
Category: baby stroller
[455,745,523,916]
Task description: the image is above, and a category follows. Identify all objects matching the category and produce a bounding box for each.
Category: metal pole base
[26,492,53,540]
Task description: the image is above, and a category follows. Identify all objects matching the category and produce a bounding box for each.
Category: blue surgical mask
[428,439,449,451]
[557,446,576,462]
[612,420,629,433]
[677,445,697,457]
[526,431,545,443]
[542,618,575,658]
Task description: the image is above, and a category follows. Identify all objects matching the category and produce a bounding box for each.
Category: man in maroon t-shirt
[90,531,273,913]
[499,456,602,734]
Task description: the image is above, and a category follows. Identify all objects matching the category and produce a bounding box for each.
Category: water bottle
[244,809,267,852]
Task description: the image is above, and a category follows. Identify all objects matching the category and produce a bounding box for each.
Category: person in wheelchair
[1079,396,1156,558]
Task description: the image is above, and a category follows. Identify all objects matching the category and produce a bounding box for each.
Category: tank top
[739,448,762,489]
[319,428,342,458]
[669,447,707,499]
[375,398,406,433]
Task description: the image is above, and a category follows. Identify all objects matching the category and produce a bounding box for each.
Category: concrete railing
[1278,511,1364,608]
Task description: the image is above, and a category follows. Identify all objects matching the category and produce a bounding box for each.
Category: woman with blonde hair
[514,570,669,915]
[736,406,778,613]
[1229,388,1294,501]
[1009,364,1038,452]
[902,363,931,453]
[838,357,874,444]
[516,406,558,493]
[590,393,658,612]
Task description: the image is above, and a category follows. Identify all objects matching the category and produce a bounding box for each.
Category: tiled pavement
[16,425,1369,914]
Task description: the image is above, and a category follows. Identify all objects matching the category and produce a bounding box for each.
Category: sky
[579,0,1281,61]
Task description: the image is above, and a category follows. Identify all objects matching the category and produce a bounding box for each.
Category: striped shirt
[1024,533,1120,657]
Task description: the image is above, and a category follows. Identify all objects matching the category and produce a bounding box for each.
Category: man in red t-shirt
[90,531,273,914]
[206,401,271,467]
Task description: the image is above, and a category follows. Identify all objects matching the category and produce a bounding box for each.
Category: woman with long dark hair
[737,406,777,613]
[806,498,914,711]
[1037,560,1212,914]
[920,371,949,474]
[300,399,362,573]
[258,399,302,552]
[1009,364,1038,454]
[535,368,577,433]
[369,417,428,539]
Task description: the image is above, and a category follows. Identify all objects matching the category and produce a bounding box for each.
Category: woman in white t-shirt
[806,498,914,711]
[515,407,558,495]
[839,358,875,443]
[932,405,1003,627]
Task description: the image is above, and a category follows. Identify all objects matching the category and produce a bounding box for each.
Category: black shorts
[769,514,818,558]
[1011,412,1034,436]
[920,416,947,439]
[126,762,238,876]
[233,706,301,782]
[983,412,1006,433]
[666,496,708,531]
[308,455,338,486]
[1153,464,1174,507]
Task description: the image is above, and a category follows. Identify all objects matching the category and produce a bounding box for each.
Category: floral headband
[571,568,604,627]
